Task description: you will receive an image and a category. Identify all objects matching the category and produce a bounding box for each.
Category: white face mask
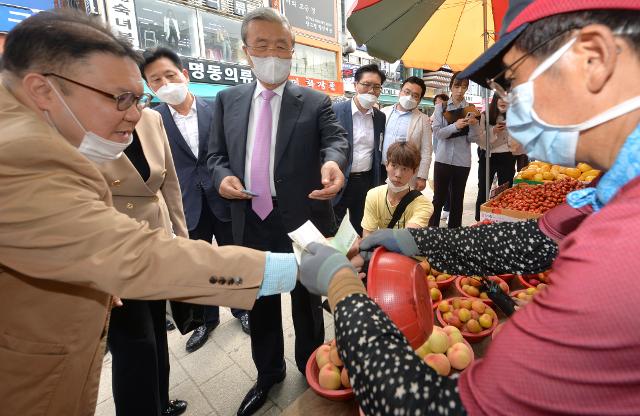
[357,93,378,110]
[47,79,132,164]
[398,95,418,111]
[155,82,188,105]
[386,177,410,193]
[250,55,291,85]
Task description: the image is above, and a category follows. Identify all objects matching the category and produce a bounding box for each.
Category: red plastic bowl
[454,275,509,305]
[518,270,552,288]
[306,346,354,401]
[436,297,499,343]
[432,273,457,290]
[497,273,516,281]
[367,247,434,349]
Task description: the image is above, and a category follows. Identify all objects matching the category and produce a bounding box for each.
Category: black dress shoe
[185,321,218,353]
[166,319,176,331]
[236,379,280,416]
[239,312,250,335]
[162,399,187,416]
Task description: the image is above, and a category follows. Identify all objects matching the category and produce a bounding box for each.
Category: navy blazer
[332,99,385,205]
[207,81,349,243]
[154,97,230,231]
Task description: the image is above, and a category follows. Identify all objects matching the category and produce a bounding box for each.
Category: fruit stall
[479,160,600,223]
[284,248,550,415]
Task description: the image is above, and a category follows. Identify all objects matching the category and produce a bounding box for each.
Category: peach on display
[446,342,473,370]
[316,344,331,368]
[466,319,482,333]
[424,353,451,376]
[458,308,471,323]
[479,313,493,329]
[318,362,342,390]
[471,300,485,314]
[341,367,351,388]
[329,344,343,367]
[427,328,450,354]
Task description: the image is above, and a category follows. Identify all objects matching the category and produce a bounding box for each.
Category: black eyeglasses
[358,82,382,92]
[43,73,153,111]
[487,29,576,101]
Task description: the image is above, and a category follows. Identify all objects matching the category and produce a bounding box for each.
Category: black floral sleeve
[408,220,558,276]
[335,293,466,416]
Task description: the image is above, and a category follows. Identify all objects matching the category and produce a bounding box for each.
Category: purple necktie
[250,89,276,220]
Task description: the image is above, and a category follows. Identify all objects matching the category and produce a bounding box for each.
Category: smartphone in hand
[241,189,259,197]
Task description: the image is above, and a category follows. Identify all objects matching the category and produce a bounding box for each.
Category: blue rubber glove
[300,243,357,296]
[359,229,420,258]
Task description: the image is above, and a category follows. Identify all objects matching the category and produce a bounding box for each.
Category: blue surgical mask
[507,37,640,166]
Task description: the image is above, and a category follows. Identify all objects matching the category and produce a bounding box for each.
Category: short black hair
[140,47,183,81]
[2,9,140,77]
[514,10,640,60]
[354,63,386,84]
[448,71,469,90]
[433,93,449,104]
[401,76,426,99]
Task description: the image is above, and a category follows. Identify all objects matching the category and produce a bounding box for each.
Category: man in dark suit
[141,48,250,355]
[332,64,386,235]
[207,8,349,416]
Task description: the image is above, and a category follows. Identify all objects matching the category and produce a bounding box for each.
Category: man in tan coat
[0,10,299,416]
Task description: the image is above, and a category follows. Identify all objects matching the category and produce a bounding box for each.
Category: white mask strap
[533,95,640,131]
[529,37,577,81]
[47,78,88,134]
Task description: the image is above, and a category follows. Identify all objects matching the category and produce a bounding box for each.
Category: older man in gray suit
[207,7,349,416]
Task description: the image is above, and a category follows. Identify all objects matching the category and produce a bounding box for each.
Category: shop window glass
[291,43,337,81]
[135,0,199,57]
[201,11,245,64]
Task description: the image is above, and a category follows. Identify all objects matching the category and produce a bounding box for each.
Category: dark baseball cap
[459,0,640,87]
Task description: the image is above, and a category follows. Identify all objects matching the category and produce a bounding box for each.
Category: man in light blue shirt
[381,76,432,191]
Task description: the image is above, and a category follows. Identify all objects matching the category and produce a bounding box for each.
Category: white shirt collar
[351,98,373,116]
[168,94,197,117]
[253,80,286,100]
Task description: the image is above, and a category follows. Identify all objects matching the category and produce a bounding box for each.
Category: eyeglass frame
[43,73,153,111]
[486,29,578,101]
[357,82,383,93]
[400,88,422,100]
[244,44,295,58]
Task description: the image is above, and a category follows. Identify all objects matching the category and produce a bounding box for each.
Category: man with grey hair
[208,7,349,416]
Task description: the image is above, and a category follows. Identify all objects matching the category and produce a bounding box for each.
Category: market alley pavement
[96,147,481,415]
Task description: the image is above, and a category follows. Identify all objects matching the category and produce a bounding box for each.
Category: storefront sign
[105,0,140,48]
[282,0,336,40]
[184,58,256,85]
[288,75,344,95]
[233,0,246,16]
[381,80,401,96]
[183,57,343,95]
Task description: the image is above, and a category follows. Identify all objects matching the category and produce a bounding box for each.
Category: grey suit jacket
[207,80,349,242]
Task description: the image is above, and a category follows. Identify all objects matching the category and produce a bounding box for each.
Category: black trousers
[514,154,529,172]
[243,204,324,388]
[108,299,169,416]
[334,171,372,236]
[188,196,244,323]
[475,150,516,221]
[428,161,471,228]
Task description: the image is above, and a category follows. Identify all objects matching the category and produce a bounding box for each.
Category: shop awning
[146,83,230,102]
